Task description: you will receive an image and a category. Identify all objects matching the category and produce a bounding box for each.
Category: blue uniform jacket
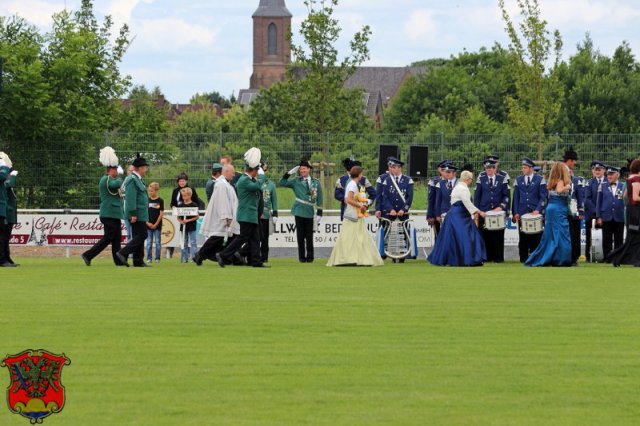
[379,174,413,214]
[474,173,510,212]
[435,178,458,217]
[584,177,604,219]
[427,175,441,219]
[374,172,388,213]
[335,174,376,219]
[511,174,548,216]
[596,182,625,222]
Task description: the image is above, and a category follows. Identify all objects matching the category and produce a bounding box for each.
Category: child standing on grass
[146,182,164,263]
[178,187,199,263]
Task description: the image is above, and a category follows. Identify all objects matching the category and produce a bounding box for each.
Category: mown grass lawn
[1,259,639,425]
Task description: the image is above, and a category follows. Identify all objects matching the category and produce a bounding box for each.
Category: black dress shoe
[81,254,91,266]
[115,252,129,267]
[216,253,226,268]
[299,259,306,263]
[305,258,314,263]
[134,263,151,267]
[0,262,17,267]
[252,263,271,268]
[233,252,247,266]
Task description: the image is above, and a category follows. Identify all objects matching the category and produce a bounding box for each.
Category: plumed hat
[99,146,119,168]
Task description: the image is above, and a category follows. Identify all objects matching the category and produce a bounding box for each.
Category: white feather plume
[0,152,12,168]
[99,146,119,167]
[244,147,262,168]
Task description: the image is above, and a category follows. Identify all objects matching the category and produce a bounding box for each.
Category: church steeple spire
[253,0,292,18]
[250,0,291,89]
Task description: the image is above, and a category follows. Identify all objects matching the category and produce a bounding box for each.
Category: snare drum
[484,211,506,231]
[590,227,604,262]
[521,213,543,234]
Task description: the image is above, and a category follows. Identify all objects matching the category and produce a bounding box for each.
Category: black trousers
[569,217,581,263]
[83,217,122,265]
[220,221,261,266]
[478,218,505,262]
[118,221,147,266]
[295,216,314,262]
[260,219,271,262]
[432,220,441,240]
[518,223,542,263]
[0,217,10,264]
[602,221,625,259]
[198,235,236,261]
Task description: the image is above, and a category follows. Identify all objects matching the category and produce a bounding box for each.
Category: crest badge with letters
[2,349,70,424]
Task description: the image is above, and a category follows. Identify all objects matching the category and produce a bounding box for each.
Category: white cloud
[0,0,66,28]
[403,9,438,43]
[129,18,219,52]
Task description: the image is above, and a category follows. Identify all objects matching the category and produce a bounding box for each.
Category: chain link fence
[4,133,640,210]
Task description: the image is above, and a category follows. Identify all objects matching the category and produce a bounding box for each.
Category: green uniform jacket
[205,177,216,201]
[278,175,323,218]
[0,166,9,218]
[124,173,149,221]
[235,173,266,224]
[261,179,278,219]
[99,175,124,220]
[4,174,17,224]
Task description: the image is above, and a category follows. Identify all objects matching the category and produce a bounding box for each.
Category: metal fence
[4,133,640,209]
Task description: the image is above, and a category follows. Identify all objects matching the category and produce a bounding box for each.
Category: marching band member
[512,157,548,263]
[116,154,150,267]
[484,154,511,184]
[377,157,414,263]
[474,158,510,263]
[596,166,625,259]
[608,159,640,266]
[584,160,606,262]
[335,158,375,221]
[0,152,17,267]
[279,160,323,263]
[81,147,124,267]
[434,163,458,223]
[427,160,450,239]
[562,147,586,265]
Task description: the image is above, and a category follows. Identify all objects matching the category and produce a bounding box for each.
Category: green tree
[498,0,563,157]
[0,0,131,207]
[249,0,372,133]
[191,90,235,109]
[116,85,169,134]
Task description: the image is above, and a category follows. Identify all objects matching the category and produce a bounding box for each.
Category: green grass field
[2,259,640,425]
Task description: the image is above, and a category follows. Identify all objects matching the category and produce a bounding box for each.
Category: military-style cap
[484,154,500,162]
[591,160,606,169]
[442,163,458,172]
[211,162,223,172]
[483,159,498,168]
[387,157,404,167]
[299,159,313,169]
[533,165,542,173]
[437,159,452,169]
[132,153,148,168]
[522,157,535,168]
[607,166,620,174]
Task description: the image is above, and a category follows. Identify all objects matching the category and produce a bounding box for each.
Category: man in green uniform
[259,162,278,263]
[216,163,267,268]
[0,152,16,267]
[279,160,323,263]
[81,164,124,266]
[116,155,150,267]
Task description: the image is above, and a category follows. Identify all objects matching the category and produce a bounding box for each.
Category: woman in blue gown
[429,170,487,266]
[525,162,572,267]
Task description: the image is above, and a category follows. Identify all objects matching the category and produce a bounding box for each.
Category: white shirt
[344,180,360,218]
[450,182,479,215]
[200,177,239,237]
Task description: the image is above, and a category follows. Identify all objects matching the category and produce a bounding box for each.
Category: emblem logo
[2,350,70,424]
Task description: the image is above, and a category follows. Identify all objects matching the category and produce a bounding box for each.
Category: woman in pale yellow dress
[327,166,384,267]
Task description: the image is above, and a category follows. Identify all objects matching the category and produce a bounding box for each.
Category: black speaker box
[407,146,429,179]
[378,145,400,177]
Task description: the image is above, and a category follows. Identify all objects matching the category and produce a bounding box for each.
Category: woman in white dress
[327,166,384,267]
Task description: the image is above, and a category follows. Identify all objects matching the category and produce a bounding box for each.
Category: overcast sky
[2,0,639,103]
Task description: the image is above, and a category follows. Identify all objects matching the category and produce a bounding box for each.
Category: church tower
[250,0,292,89]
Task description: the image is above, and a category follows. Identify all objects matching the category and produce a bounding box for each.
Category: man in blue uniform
[335,158,375,220]
[484,154,511,184]
[596,166,625,259]
[584,160,606,262]
[474,158,510,262]
[427,159,451,239]
[563,147,586,265]
[376,157,414,263]
[512,157,548,263]
[434,163,458,223]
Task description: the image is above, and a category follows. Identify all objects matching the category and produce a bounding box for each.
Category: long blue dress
[525,192,572,267]
[428,202,486,266]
